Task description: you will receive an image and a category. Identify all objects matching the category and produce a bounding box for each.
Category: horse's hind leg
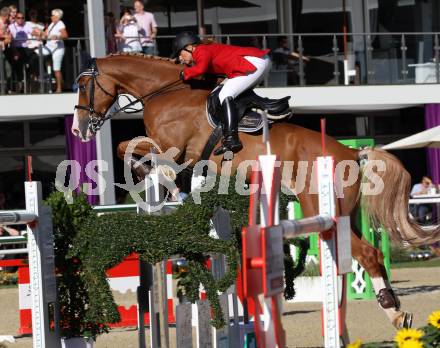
[351,227,413,329]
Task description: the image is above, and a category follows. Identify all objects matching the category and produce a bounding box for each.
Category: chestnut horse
[72,53,440,329]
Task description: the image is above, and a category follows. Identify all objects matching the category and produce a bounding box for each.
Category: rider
[171,32,271,156]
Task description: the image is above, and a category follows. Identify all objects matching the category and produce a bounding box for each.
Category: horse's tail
[358,147,440,246]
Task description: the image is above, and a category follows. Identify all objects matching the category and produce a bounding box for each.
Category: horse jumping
[72,53,440,329]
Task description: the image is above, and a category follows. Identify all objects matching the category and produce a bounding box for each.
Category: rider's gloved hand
[179,70,185,81]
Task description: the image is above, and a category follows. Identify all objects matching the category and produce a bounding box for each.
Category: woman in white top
[26,9,44,50]
[36,8,68,93]
[115,10,142,53]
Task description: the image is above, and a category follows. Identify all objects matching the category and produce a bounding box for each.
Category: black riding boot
[213,97,243,156]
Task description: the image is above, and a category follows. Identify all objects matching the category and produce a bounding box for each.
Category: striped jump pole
[242,155,352,348]
[0,182,60,348]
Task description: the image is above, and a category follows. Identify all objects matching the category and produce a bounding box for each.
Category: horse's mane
[107,52,181,64]
[105,52,216,90]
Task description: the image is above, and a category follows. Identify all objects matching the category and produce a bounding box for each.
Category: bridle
[74,58,183,134]
[74,59,116,133]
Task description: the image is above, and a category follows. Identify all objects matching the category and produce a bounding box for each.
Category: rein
[74,58,183,133]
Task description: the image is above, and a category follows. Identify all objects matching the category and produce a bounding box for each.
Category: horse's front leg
[351,229,413,329]
[117,138,156,181]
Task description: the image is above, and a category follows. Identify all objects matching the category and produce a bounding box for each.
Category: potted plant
[46,191,111,347]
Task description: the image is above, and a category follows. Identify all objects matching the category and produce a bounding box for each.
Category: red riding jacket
[182,43,270,80]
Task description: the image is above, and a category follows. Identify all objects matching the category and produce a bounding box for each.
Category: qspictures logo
[55,137,386,211]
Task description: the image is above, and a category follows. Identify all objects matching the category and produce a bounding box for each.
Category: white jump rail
[278,215,334,238]
[0,211,37,225]
[0,182,60,348]
[0,235,27,244]
[0,235,28,256]
[0,248,28,255]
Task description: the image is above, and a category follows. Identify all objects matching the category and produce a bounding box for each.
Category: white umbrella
[382,125,440,150]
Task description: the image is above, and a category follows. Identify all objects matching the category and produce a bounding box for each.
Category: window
[30,118,65,146]
[0,122,24,148]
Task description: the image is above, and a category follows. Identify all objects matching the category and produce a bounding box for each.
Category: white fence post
[25,181,60,348]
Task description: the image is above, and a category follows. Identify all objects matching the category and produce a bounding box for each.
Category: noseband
[74,58,183,134]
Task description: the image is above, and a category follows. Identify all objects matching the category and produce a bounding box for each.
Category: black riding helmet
[171,31,201,59]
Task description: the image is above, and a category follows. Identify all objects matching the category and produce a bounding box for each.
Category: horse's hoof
[130,159,151,181]
[393,312,413,329]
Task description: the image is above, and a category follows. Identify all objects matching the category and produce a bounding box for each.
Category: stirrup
[213,141,243,156]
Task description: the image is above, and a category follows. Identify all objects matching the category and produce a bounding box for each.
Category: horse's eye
[79,84,87,93]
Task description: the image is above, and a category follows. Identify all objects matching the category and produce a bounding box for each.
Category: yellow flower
[428,310,440,329]
[347,339,363,348]
[394,328,424,347]
[400,339,424,348]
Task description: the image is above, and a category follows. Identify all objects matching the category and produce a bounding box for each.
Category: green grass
[391,257,440,269]
[0,284,18,289]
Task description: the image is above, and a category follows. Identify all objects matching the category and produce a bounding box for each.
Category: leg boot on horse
[117,138,157,181]
[351,230,413,329]
[213,97,243,156]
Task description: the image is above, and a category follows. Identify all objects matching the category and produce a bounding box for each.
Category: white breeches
[218,56,271,104]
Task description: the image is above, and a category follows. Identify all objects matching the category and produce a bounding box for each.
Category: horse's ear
[83,57,97,71]
[89,57,98,71]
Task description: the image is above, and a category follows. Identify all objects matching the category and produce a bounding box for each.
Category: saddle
[206,85,292,133]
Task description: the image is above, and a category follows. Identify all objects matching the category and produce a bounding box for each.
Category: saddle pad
[206,103,267,133]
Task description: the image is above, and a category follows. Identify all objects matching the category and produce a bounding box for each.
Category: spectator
[271,36,309,85]
[26,9,44,50]
[0,225,19,237]
[133,0,157,55]
[7,12,33,92]
[104,12,117,54]
[26,9,44,79]
[115,9,142,53]
[34,8,68,93]
[410,176,436,224]
[8,4,17,25]
[0,7,11,51]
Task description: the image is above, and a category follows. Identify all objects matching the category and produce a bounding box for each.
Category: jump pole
[241,154,351,348]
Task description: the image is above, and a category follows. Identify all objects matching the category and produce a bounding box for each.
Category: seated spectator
[410,176,437,224]
[34,8,68,93]
[7,12,33,92]
[115,9,142,53]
